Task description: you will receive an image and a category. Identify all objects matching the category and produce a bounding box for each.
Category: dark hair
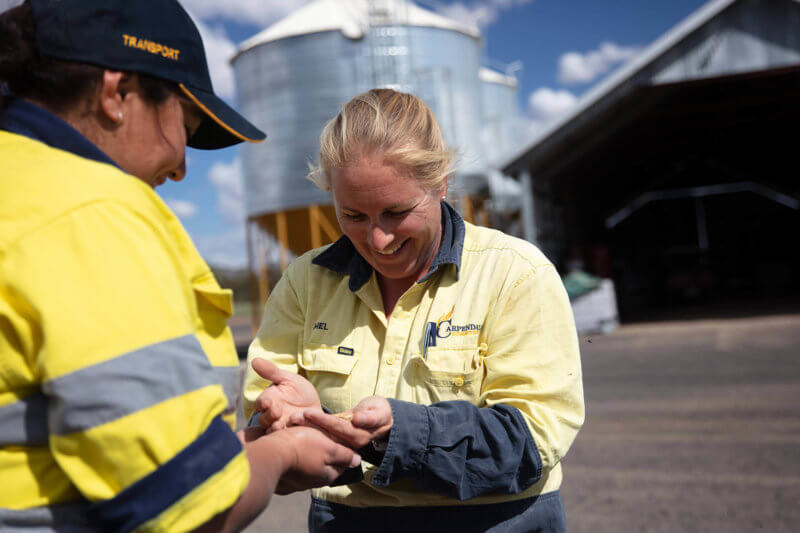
[0,2,177,113]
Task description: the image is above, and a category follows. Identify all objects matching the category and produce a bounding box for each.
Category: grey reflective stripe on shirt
[0,391,48,446]
[0,501,96,531]
[215,365,242,415]
[44,334,218,435]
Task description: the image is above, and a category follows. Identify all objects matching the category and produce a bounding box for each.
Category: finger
[304,410,370,447]
[257,411,273,429]
[351,397,391,428]
[251,358,299,385]
[258,404,282,429]
[268,402,283,422]
[352,408,392,429]
[325,465,348,483]
[255,393,272,413]
[328,443,361,469]
[304,410,351,434]
[351,410,382,428]
[348,453,362,469]
[260,410,286,433]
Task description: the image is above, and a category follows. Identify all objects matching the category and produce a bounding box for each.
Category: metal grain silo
[479,66,521,166]
[232,0,487,308]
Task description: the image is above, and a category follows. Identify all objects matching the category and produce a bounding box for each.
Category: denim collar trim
[0,99,120,169]
[312,201,465,293]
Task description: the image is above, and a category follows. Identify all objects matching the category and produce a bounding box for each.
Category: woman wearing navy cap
[0,1,357,531]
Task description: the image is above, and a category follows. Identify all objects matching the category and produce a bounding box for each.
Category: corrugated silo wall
[480,79,519,166]
[233,25,486,221]
[405,26,486,195]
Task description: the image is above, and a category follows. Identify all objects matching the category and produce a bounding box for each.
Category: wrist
[247,432,296,479]
[270,432,300,474]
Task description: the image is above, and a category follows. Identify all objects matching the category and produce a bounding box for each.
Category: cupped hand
[297,396,393,450]
[268,426,361,495]
[251,358,321,433]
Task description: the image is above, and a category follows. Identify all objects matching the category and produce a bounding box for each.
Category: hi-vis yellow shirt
[244,210,584,508]
[0,130,248,531]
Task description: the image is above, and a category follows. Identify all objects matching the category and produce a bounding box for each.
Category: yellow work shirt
[0,126,248,531]
[244,207,584,508]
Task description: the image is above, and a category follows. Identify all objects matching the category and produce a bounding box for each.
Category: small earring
[441,195,447,201]
[117,111,123,123]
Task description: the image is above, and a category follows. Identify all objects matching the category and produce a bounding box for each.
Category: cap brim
[179,84,266,150]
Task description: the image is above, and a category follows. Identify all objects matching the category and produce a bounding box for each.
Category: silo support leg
[315,206,341,242]
[479,204,489,227]
[276,211,290,272]
[309,205,322,249]
[461,194,474,223]
[254,225,270,334]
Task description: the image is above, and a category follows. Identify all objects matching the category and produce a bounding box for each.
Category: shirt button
[386,357,394,365]
[453,376,465,387]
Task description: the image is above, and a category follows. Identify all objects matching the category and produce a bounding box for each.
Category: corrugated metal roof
[479,67,518,88]
[235,0,480,57]
[501,0,740,173]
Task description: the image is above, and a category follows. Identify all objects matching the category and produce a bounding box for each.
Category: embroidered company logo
[424,306,482,353]
[433,306,481,339]
[435,306,454,338]
[122,34,180,61]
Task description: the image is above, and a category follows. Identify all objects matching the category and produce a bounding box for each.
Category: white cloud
[193,157,246,267]
[434,0,534,28]
[186,16,238,100]
[193,226,288,270]
[523,87,578,138]
[558,41,641,85]
[201,157,297,269]
[208,157,245,225]
[527,87,577,121]
[181,0,311,28]
[165,199,199,219]
[193,228,248,269]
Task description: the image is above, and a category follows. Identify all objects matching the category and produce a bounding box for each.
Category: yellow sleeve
[482,262,585,474]
[242,262,307,422]
[3,200,248,531]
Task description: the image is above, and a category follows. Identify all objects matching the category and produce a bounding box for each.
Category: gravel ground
[233,313,800,532]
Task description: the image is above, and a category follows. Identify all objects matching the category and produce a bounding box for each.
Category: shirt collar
[313,201,465,292]
[0,98,120,169]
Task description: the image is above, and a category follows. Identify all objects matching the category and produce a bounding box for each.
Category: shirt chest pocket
[298,344,358,414]
[410,343,486,405]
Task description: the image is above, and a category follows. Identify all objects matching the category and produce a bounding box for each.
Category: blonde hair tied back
[307,88,456,192]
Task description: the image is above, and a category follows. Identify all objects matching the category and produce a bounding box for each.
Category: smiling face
[115,92,203,188]
[330,154,446,286]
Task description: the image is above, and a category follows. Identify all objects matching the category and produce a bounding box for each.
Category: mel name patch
[337,347,354,356]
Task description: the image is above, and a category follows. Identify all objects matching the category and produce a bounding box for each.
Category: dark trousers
[308,490,567,533]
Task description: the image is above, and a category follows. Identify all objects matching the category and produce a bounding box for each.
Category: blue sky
[2,0,711,268]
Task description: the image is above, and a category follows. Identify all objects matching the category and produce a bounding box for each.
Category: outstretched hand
[251,358,320,433]
[294,396,394,451]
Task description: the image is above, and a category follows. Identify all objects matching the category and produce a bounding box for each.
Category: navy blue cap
[28,0,265,149]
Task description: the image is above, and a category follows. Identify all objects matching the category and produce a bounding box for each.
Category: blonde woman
[243,89,584,532]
